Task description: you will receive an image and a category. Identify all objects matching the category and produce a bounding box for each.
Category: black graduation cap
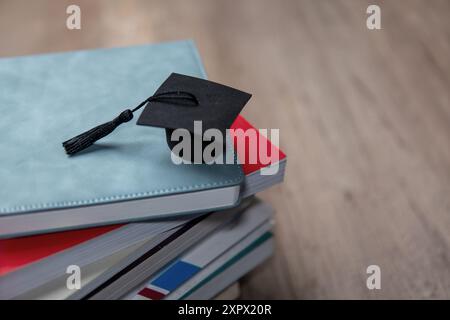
[62,73,251,161]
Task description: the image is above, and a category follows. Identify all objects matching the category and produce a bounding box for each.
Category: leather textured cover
[0,41,244,217]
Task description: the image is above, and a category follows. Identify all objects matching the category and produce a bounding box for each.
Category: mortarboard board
[62,73,251,162]
[137,73,252,162]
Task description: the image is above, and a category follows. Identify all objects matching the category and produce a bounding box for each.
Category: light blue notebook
[0,41,244,238]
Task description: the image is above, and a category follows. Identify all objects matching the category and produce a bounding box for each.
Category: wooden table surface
[0,0,449,299]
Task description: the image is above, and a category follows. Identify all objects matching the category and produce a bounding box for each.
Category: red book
[0,116,285,276]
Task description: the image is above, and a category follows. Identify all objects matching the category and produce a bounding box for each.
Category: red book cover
[0,116,285,276]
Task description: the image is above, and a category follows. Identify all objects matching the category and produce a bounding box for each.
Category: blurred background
[0,0,449,299]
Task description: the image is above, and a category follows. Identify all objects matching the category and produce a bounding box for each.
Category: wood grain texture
[0,0,448,299]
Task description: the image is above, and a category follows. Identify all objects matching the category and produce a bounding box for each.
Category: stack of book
[0,40,286,300]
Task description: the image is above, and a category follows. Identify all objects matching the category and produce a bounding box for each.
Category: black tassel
[63,109,133,155]
[62,91,198,156]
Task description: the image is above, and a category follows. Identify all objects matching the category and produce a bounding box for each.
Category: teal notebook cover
[0,41,244,237]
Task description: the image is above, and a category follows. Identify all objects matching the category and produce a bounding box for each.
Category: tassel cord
[62,91,198,155]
